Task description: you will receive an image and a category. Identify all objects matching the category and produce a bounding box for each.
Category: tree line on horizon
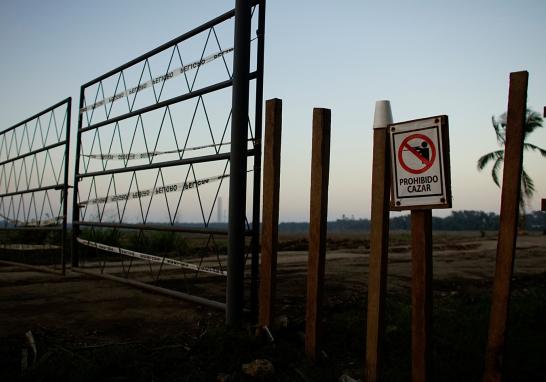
[278,209,546,233]
[2,209,544,233]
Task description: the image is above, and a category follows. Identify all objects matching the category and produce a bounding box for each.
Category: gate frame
[0,97,72,275]
[71,0,265,319]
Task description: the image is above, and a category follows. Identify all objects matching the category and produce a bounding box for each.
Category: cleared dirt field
[0,232,545,381]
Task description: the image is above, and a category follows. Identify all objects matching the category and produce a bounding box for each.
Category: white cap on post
[373,100,393,129]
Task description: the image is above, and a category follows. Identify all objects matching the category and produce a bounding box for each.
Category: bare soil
[1,232,545,381]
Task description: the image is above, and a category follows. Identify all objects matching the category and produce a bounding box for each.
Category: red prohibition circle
[398,133,436,174]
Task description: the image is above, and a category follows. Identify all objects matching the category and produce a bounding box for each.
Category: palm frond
[523,142,546,157]
[519,193,526,215]
[521,168,535,198]
[524,109,543,136]
[492,115,506,145]
[477,150,504,171]
[480,109,543,197]
[491,157,503,187]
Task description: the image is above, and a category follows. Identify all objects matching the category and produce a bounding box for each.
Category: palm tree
[477,109,546,229]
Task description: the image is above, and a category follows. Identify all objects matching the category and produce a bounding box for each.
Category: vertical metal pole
[250,0,267,319]
[258,98,282,330]
[483,71,528,382]
[61,98,72,275]
[365,100,393,382]
[226,0,252,326]
[71,87,85,268]
[411,209,433,382]
[305,108,331,361]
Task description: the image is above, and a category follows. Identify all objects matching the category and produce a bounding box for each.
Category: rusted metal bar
[0,260,64,276]
[483,71,528,382]
[0,184,65,199]
[72,267,226,310]
[258,98,282,329]
[0,141,67,167]
[305,108,331,361]
[411,209,433,382]
[0,226,62,232]
[74,221,238,236]
[77,151,241,179]
[365,100,393,382]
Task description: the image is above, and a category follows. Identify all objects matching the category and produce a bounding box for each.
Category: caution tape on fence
[83,141,233,161]
[80,46,234,114]
[79,173,230,207]
[77,237,227,277]
[1,244,61,251]
[0,213,62,227]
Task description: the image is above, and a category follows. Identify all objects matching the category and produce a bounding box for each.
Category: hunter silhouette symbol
[413,141,430,162]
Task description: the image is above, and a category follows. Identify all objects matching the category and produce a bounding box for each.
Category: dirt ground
[272,232,546,303]
[0,232,545,381]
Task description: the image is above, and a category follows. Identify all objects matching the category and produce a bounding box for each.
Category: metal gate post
[72,87,85,268]
[226,0,252,326]
[250,0,266,319]
[61,98,72,275]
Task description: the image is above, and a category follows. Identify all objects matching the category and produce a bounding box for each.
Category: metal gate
[71,0,265,314]
[0,98,72,274]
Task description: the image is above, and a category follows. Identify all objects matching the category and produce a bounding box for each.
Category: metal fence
[71,0,265,314]
[0,98,72,274]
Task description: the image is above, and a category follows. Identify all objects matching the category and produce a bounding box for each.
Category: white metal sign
[389,115,451,210]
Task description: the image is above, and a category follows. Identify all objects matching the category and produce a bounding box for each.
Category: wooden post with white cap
[365,100,393,382]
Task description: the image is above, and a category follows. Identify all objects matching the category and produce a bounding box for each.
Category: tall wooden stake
[305,108,331,361]
[411,210,433,382]
[483,71,528,382]
[365,100,393,382]
[258,98,283,329]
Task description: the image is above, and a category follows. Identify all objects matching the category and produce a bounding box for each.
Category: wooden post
[541,199,545,212]
[365,100,393,382]
[483,71,528,382]
[411,210,433,382]
[258,98,283,330]
[305,108,331,361]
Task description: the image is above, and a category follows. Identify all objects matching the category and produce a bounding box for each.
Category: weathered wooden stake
[483,71,528,382]
[411,209,433,382]
[305,108,331,361]
[258,98,283,330]
[541,198,545,212]
[365,100,393,382]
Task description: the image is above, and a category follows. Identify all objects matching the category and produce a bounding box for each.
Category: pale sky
[0,0,545,222]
